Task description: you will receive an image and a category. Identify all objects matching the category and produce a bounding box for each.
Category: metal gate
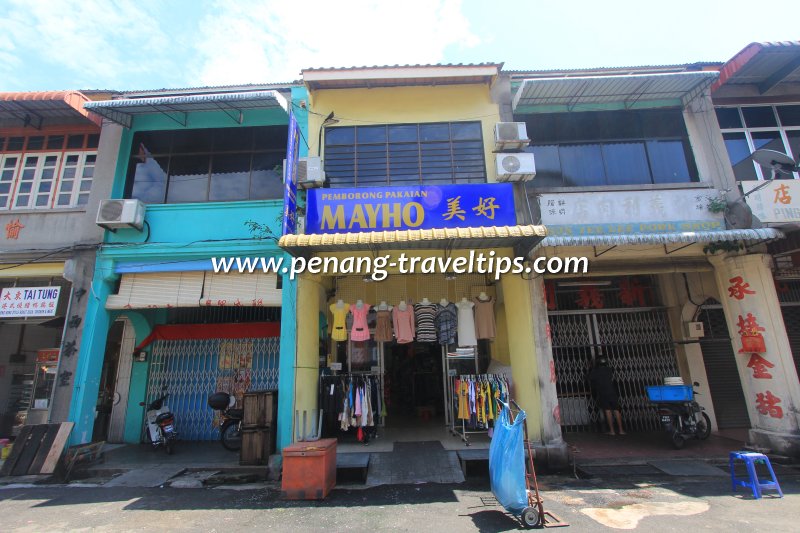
[145,337,279,440]
[697,306,750,429]
[781,305,800,381]
[551,308,679,432]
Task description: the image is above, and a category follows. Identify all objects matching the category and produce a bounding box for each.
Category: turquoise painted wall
[69,97,305,446]
[276,87,308,450]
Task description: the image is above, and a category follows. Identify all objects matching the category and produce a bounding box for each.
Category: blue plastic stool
[729,451,783,499]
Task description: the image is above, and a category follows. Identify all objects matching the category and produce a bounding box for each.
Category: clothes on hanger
[435,301,458,345]
[455,299,477,347]
[452,374,510,429]
[319,374,382,435]
[350,302,371,342]
[473,295,497,340]
[392,304,415,344]
[374,308,393,342]
[330,302,350,342]
[414,301,438,343]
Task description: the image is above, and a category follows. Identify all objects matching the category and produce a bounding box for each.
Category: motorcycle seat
[155,412,173,423]
[227,408,243,419]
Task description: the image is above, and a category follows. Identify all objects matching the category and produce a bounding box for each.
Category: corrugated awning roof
[535,228,783,249]
[279,224,546,258]
[513,71,718,113]
[711,41,800,94]
[83,90,289,128]
[0,90,101,129]
[302,63,502,90]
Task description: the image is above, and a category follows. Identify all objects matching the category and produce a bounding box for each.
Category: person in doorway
[589,357,626,435]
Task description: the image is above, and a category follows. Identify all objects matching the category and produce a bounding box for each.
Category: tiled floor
[365,441,465,486]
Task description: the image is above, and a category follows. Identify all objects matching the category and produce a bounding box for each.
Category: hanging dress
[473,296,497,339]
[350,303,371,342]
[374,309,393,342]
[330,302,350,342]
[455,299,477,347]
[435,302,458,345]
[392,305,415,344]
[414,302,438,343]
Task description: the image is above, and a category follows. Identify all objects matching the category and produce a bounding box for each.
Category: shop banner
[36,349,60,363]
[743,179,800,223]
[282,111,300,236]
[0,286,60,318]
[539,189,724,236]
[306,183,516,234]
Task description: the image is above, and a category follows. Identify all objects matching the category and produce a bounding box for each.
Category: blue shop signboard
[282,111,300,236]
[306,183,516,234]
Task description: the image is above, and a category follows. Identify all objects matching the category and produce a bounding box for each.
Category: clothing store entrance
[383,341,444,425]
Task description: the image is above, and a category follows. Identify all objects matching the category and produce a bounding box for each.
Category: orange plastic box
[281,438,337,500]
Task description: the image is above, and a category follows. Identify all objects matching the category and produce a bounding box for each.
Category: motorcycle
[140,393,178,454]
[650,381,711,449]
[208,392,243,451]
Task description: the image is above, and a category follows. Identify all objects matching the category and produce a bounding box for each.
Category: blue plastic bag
[489,403,528,515]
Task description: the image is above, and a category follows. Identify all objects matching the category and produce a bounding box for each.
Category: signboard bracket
[593,245,617,258]
[664,242,695,255]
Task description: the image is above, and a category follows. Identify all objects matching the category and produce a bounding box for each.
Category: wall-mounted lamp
[318,111,340,157]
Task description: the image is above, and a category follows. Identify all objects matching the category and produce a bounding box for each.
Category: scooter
[207,392,243,451]
[140,393,178,454]
[651,381,711,449]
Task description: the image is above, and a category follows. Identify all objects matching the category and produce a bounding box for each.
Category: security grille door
[697,307,751,429]
[551,309,680,432]
[781,305,800,381]
[145,337,279,440]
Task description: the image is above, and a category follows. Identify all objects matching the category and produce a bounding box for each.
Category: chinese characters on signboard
[538,189,724,236]
[0,286,60,318]
[305,183,516,234]
[743,179,800,223]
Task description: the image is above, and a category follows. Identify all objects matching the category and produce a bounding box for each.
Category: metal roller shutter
[698,307,751,429]
[780,305,800,381]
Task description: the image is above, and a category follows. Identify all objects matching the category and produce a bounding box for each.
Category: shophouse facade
[513,59,799,456]
[0,90,113,438]
[67,86,305,446]
[711,41,800,455]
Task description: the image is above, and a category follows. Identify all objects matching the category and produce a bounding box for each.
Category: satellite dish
[724,199,754,230]
[752,149,799,179]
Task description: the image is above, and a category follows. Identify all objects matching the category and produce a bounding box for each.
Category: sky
[1,0,799,92]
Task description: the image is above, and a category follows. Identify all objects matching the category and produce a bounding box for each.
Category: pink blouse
[392,305,415,344]
[350,303,371,341]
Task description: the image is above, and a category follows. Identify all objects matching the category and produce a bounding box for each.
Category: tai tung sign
[0,286,61,318]
[305,183,516,234]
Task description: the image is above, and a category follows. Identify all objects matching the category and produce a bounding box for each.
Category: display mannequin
[375,301,394,342]
[350,300,371,341]
[421,297,430,305]
[435,299,457,345]
[398,300,407,311]
[439,298,449,307]
[330,299,350,342]
[478,291,489,301]
[414,297,437,342]
[473,292,496,340]
[455,297,477,346]
[393,300,415,343]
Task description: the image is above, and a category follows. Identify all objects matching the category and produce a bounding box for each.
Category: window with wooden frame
[0,131,98,210]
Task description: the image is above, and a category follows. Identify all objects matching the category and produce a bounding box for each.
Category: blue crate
[647,385,693,402]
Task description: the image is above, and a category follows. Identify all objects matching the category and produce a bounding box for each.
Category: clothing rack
[319,372,385,437]
[448,372,510,446]
[443,346,479,444]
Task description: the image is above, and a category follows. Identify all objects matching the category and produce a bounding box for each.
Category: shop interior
[320,273,511,451]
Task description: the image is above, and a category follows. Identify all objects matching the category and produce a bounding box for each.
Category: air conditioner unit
[685,321,705,338]
[297,156,325,189]
[96,199,146,231]
[495,152,536,182]
[494,122,531,151]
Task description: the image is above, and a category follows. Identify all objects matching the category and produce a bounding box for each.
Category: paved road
[0,474,796,532]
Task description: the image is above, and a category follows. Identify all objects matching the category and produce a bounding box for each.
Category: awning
[535,228,783,249]
[279,224,547,258]
[0,91,101,128]
[513,71,718,113]
[135,322,280,350]
[712,41,800,94]
[84,90,289,128]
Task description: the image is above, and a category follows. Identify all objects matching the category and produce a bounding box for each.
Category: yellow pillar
[293,274,324,440]
[500,273,542,439]
[710,253,800,455]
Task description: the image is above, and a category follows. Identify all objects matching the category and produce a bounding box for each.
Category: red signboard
[36,348,60,363]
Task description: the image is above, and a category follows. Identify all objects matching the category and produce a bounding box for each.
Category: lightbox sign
[282,111,300,236]
[0,286,60,318]
[305,183,516,234]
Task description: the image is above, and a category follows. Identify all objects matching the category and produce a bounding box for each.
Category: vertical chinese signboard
[725,272,784,421]
[282,111,300,236]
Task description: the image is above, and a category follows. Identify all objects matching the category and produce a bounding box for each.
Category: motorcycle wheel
[221,421,242,451]
[165,441,174,455]
[671,431,685,449]
[696,412,712,440]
